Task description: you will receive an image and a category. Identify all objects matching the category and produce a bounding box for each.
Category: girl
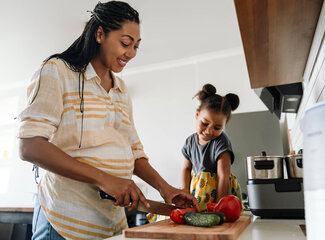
[181,83,243,211]
[18,1,199,239]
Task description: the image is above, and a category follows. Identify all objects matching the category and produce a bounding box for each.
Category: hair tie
[87,10,105,25]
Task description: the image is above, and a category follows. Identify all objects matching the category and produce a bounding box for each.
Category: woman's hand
[133,158,200,212]
[160,185,200,212]
[98,173,150,211]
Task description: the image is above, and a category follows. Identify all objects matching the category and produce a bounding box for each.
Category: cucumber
[202,211,226,225]
[183,212,224,227]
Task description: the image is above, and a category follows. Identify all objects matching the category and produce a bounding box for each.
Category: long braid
[78,71,85,148]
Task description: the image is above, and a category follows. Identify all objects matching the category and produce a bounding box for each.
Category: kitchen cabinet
[234,0,323,89]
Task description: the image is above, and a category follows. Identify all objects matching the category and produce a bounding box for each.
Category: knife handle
[99,191,117,201]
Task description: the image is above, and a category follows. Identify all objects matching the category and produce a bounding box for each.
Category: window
[0,95,20,163]
[0,86,27,197]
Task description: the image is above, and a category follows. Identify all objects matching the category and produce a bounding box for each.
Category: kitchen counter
[108,212,305,240]
[0,207,33,224]
[236,216,305,240]
[0,207,34,240]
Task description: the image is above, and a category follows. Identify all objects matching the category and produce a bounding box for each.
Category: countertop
[108,212,306,240]
[0,207,34,213]
[0,207,34,224]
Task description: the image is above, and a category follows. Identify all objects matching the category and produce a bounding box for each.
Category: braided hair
[194,84,239,123]
[31,1,140,148]
[47,1,140,72]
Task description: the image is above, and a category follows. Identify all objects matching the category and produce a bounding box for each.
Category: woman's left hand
[160,185,200,212]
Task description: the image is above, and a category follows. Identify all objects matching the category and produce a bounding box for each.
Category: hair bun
[225,93,240,111]
[202,84,216,96]
[195,83,217,102]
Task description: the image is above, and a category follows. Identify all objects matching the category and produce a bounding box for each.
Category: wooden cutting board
[124,216,251,240]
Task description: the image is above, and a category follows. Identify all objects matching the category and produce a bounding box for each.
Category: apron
[190,171,244,211]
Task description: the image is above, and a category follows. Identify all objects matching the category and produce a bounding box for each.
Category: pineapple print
[199,179,205,188]
[204,193,210,202]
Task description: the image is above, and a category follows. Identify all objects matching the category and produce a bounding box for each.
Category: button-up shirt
[18,58,147,239]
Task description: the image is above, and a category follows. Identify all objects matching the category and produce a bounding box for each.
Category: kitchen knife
[99,190,184,216]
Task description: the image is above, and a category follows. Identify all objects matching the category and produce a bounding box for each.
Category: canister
[284,150,303,178]
[303,101,325,240]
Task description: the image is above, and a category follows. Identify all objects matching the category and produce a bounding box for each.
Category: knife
[99,190,184,216]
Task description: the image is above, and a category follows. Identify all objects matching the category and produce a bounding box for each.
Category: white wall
[290,4,325,151]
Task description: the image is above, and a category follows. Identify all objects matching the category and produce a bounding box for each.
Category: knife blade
[99,190,184,216]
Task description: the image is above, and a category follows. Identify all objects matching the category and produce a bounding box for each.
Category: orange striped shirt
[17,58,148,239]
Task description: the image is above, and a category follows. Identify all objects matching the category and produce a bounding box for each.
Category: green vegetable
[201,211,226,225]
[183,211,225,227]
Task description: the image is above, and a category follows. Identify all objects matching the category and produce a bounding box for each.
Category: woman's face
[95,21,141,73]
[195,108,227,145]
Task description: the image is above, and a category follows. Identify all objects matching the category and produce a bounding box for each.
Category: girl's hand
[98,173,150,211]
[160,185,200,212]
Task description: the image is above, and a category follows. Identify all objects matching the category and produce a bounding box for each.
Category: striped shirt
[18,58,148,239]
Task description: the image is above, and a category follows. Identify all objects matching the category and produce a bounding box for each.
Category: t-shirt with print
[182,132,234,175]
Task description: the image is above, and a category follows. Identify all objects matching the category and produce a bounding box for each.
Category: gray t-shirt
[182,132,234,175]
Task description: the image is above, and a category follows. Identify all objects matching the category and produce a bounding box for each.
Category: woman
[18,1,199,239]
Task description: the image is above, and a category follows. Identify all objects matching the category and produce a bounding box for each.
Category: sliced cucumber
[183,212,224,227]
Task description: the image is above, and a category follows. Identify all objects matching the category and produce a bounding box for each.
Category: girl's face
[195,108,227,145]
[95,21,141,73]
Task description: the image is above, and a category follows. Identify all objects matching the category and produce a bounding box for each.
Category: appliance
[254,82,303,119]
[246,152,305,219]
[246,152,283,179]
[247,178,304,218]
[285,149,303,178]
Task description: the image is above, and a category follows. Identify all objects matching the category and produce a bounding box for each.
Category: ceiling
[124,0,242,68]
[0,0,242,80]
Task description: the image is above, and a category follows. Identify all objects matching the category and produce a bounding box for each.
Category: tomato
[207,202,218,212]
[170,208,196,224]
[206,195,241,222]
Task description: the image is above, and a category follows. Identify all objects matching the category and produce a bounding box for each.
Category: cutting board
[124,216,251,240]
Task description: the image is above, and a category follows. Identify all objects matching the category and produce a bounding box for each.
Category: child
[181,83,243,211]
